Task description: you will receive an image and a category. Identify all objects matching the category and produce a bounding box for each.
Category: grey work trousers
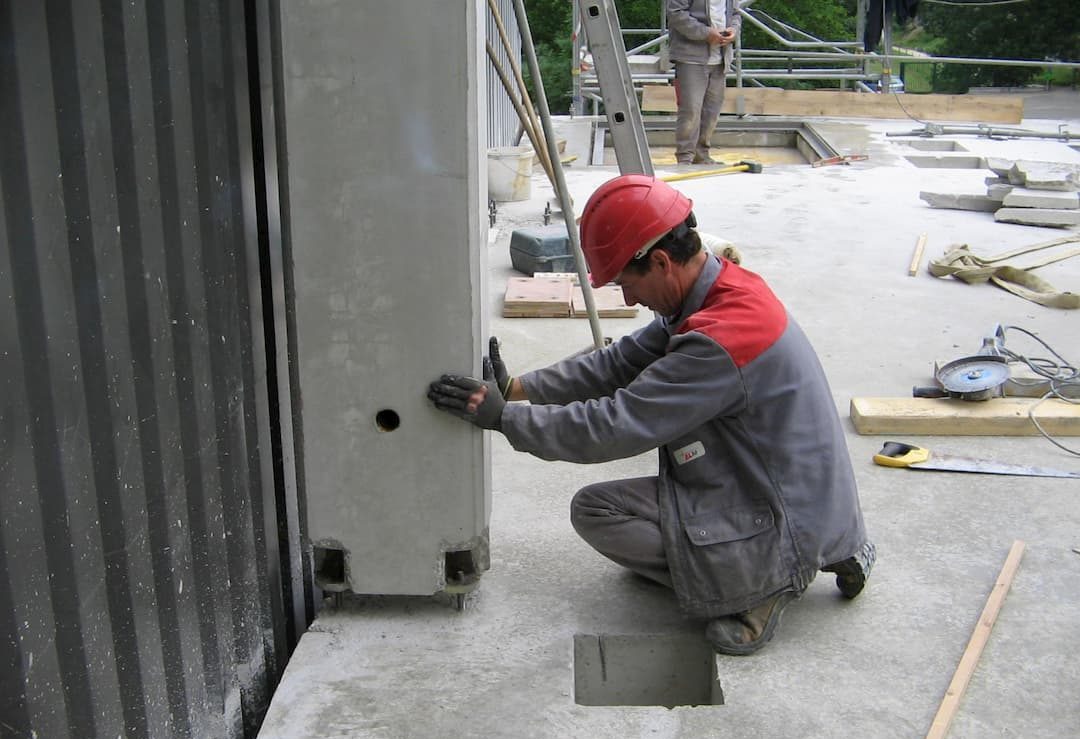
[673,61,727,162]
[570,476,674,588]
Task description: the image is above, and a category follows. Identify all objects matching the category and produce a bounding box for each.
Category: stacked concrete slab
[921,158,1080,227]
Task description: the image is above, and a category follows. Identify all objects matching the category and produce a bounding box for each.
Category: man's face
[614,251,681,316]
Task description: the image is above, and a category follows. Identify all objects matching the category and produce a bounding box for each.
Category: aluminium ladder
[575,0,654,176]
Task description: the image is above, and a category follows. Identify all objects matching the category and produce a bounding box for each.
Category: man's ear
[650,248,672,273]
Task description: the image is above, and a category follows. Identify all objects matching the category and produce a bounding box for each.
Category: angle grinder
[913,324,1011,401]
[913,354,1011,401]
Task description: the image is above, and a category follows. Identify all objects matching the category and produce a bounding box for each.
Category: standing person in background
[666,0,741,165]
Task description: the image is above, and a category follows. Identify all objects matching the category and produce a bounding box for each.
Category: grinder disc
[936,355,1010,394]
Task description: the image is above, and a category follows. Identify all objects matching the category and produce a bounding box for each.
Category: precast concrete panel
[280,1,491,595]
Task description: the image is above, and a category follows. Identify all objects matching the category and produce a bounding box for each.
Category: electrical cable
[889,88,929,124]
[999,325,1080,456]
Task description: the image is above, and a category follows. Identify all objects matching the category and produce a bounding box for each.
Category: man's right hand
[427,358,505,431]
[708,27,733,45]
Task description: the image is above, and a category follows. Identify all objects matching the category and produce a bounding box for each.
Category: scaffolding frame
[571,0,1080,116]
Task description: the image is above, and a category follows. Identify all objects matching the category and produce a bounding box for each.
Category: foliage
[520,0,574,113]
[916,0,1079,92]
[519,1,860,110]
[739,0,857,51]
[514,1,1079,107]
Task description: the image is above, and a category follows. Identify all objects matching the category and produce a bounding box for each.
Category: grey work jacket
[667,0,741,67]
[500,256,868,618]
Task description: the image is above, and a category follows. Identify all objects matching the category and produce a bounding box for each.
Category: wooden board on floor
[640,85,1024,124]
[572,285,638,318]
[850,397,1080,436]
[502,277,572,318]
[533,271,580,284]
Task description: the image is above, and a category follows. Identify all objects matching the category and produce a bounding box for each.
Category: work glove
[488,336,514,399]
[428,357,505,431]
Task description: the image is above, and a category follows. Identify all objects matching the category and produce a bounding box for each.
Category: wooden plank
[926,541,1025,739]
[640,85,1024,124]
[572,285,638,318]
[641,84,679,112]
[502,276,572,318]
[532,271,579,284]
[850,397,1080,436]
[909,233,928,276]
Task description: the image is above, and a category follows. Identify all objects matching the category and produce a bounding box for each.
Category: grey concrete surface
[279,0,491,596]
[259,106,1080,738]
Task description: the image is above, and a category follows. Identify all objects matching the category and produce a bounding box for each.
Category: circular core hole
[375,409,400,432]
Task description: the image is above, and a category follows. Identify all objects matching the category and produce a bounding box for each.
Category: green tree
[917,0,1079,92]
[520,0,665,113]
[521,0,575,113]
[739,0,857,51]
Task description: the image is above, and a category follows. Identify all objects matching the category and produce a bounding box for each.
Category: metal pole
[881,0,892,92]
[572,1,583,117]
[485,42,555,187]
[510,0,605,350]
[487,0,554,184]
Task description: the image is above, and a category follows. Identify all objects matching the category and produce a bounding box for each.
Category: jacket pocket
[684,507,773,546]
[677,505,783,609]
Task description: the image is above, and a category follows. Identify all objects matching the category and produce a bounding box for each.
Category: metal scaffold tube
[510,0,606,350]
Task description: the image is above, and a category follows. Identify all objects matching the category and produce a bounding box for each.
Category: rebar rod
[511,0,605,350]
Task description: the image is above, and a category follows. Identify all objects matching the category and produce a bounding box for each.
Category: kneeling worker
[428,174,874,655]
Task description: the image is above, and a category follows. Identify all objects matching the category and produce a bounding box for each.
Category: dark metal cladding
[0,0,311,737]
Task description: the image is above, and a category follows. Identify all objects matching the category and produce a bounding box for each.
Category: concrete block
[627,54,661,74]
[1002,188,1080,209]
[281,0,490,596]
[985,183,1014,202]
[1009,160,1080,191]
[984,157,1015,177]
[920,191,1000,212]
[994,207,1080,227]
[1006,167,1028,186]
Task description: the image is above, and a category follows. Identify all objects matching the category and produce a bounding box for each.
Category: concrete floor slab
[260,97,1080,739]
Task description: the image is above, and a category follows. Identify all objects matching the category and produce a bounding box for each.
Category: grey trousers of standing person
[673,61,728,162]
[570,476,674,588]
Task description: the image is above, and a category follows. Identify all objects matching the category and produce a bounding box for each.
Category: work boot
[692,154,718,165]
[822,540,876,599]
[705,589,801,656]
[676,156,694,166]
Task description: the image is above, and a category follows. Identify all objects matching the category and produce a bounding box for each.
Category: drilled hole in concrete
[573,633,723,708]
[314,545,348,592]
[375,409,400,432]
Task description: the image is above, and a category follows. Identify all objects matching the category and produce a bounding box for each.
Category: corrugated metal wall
[1,0,519,736]
[486,0,523,148]
[0,0,310,737]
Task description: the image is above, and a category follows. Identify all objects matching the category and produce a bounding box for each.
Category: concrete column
[279,1,490,595]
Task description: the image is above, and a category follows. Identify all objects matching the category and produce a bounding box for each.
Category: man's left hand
[428,358,505,430]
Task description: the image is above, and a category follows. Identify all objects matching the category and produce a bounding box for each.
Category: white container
[487,146,533,202]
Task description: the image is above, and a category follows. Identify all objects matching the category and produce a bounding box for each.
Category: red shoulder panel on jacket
[676,259,788,367]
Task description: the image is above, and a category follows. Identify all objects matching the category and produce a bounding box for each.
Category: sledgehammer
[661,160,763,183]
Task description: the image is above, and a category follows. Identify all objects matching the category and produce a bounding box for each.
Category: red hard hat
[579,174,693,288]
